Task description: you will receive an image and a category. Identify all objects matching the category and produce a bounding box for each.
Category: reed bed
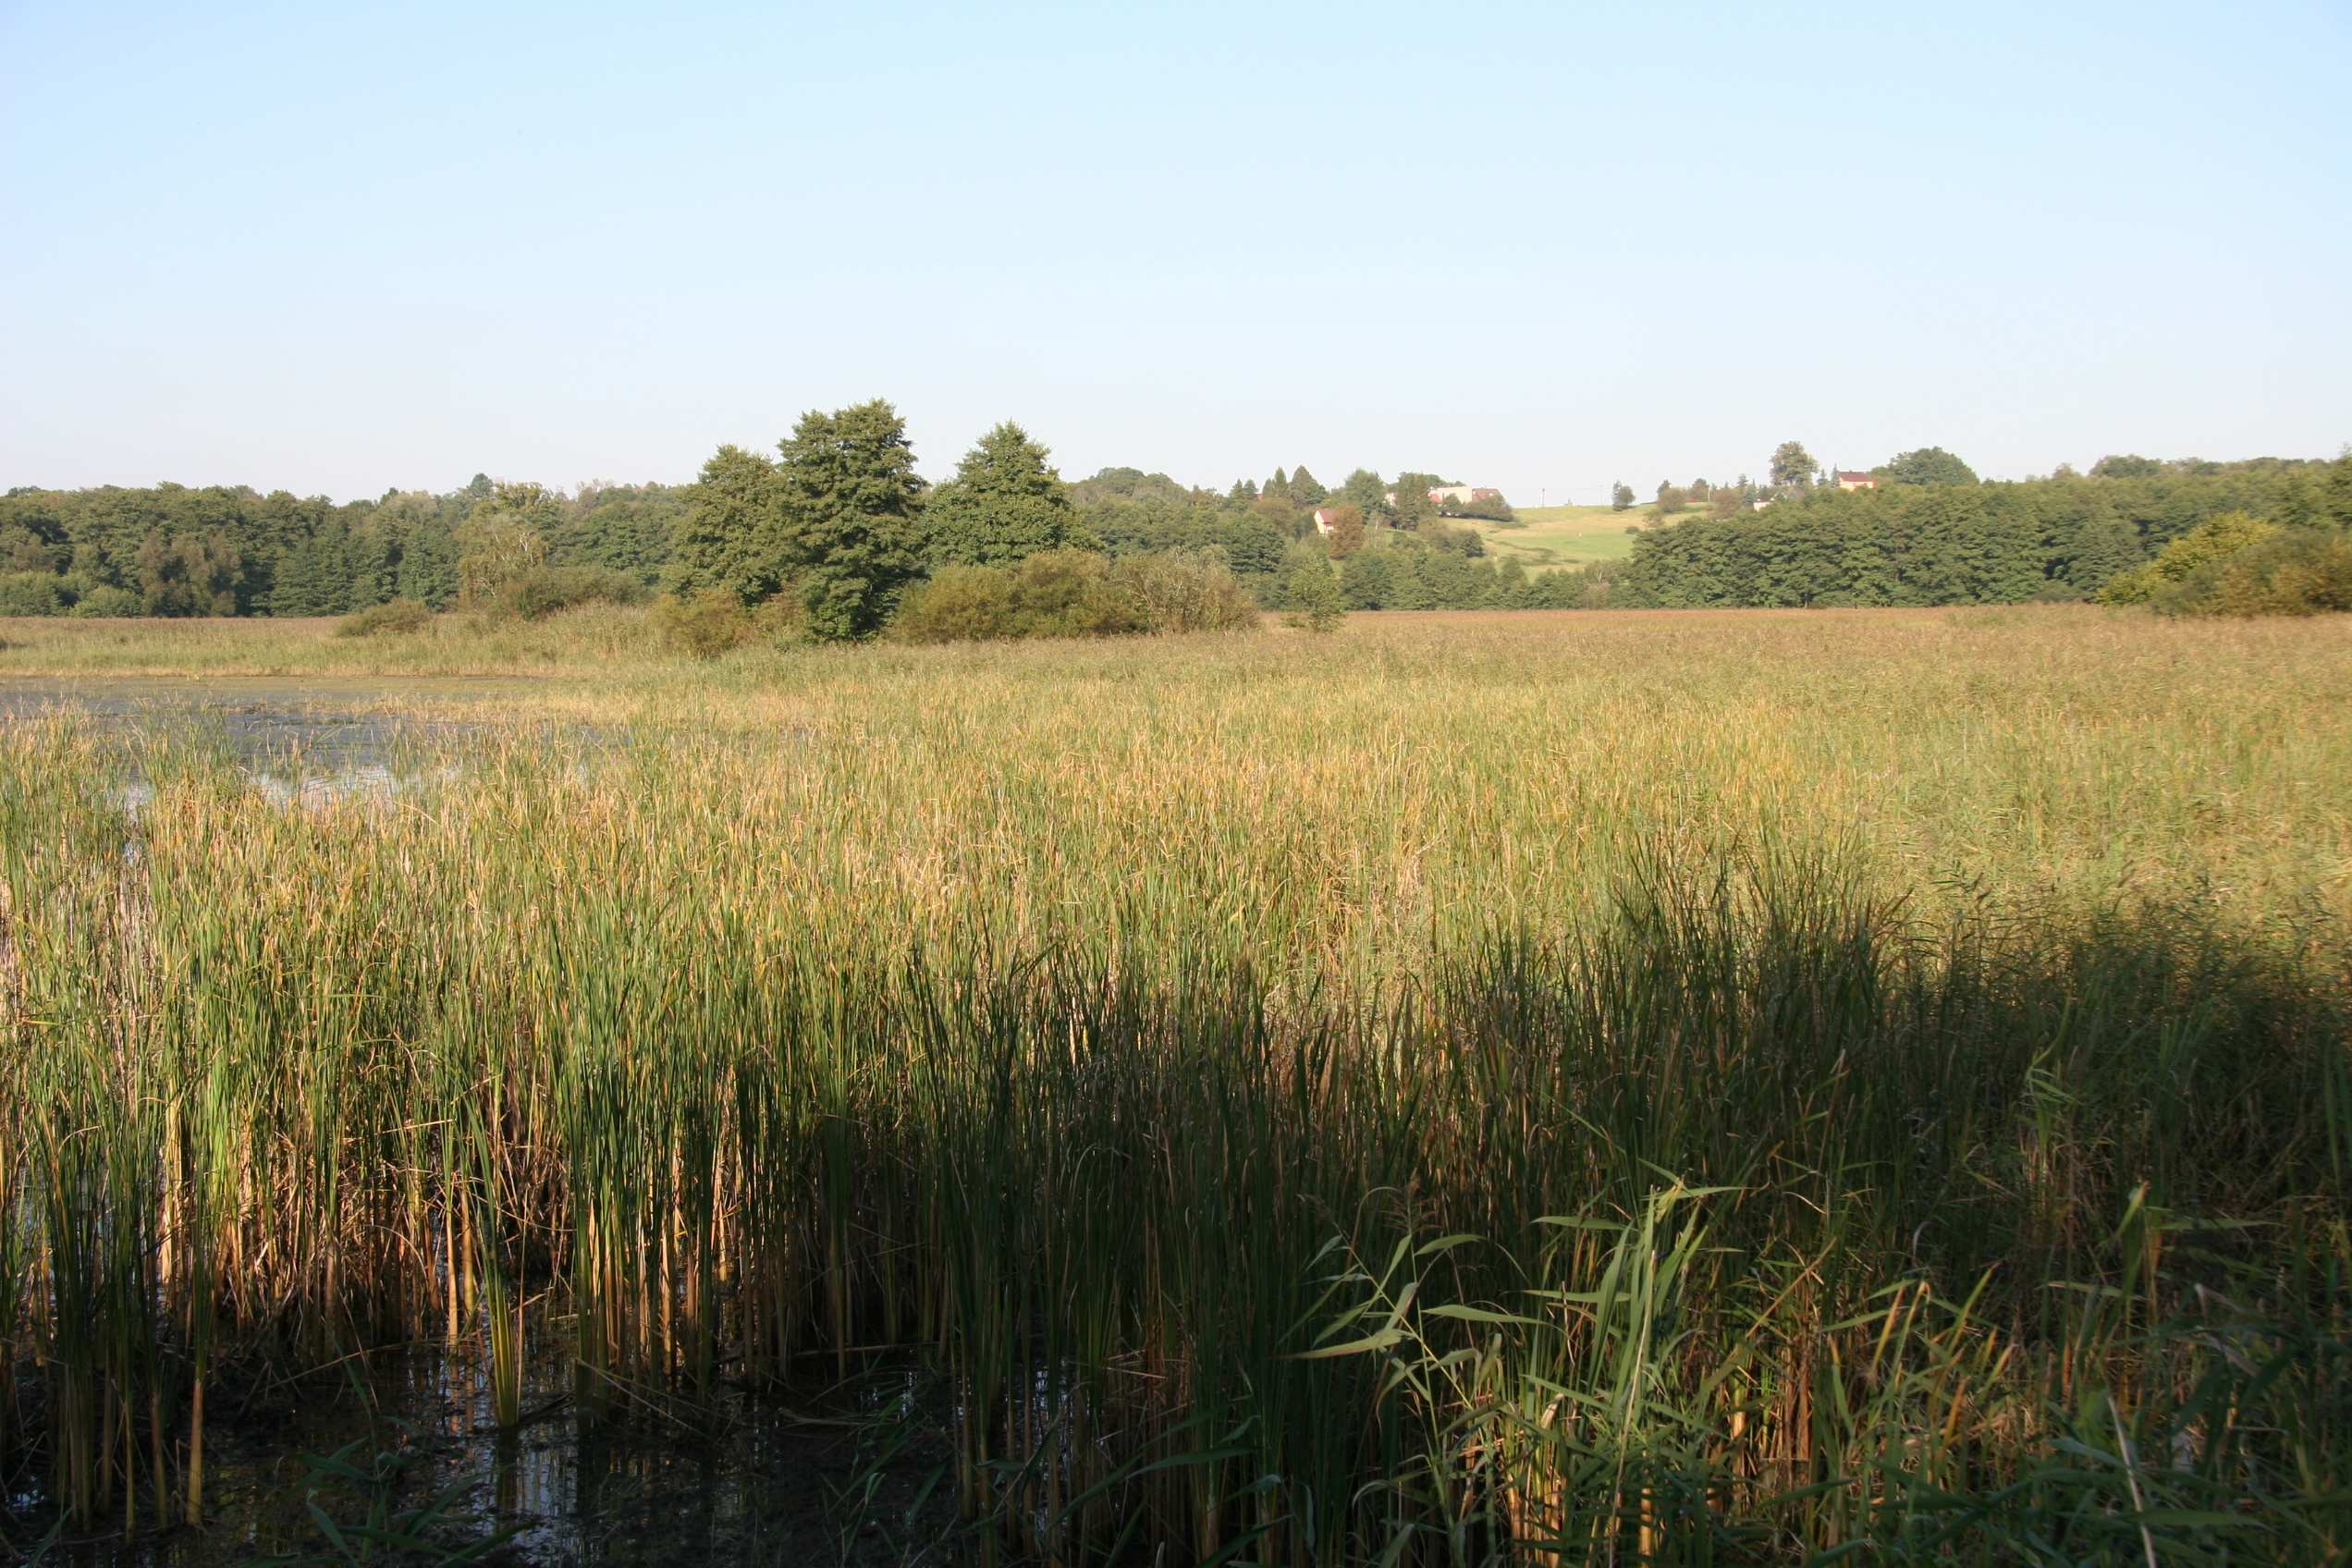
[0,606,2347,1563]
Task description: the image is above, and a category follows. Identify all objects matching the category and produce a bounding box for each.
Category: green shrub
[1000,549,1148,637]
[654,589,759,659]
[892,564,1021,643]
[2157,527,2352,617]
[2100,510,2279,606]
[0,571,64,616]
[496,566,645,621]
[751,594,802,639]
[893,549,1260,644]
[335,597,434,638]
[892,551,1132,643]
[1105,549,1258,632]
[1281,561,1344,631]
[68,585,142,618]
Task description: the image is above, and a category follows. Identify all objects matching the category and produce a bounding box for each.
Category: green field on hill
[1464,502,1660,570]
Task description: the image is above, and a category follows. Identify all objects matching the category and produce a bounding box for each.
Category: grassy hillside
[1463,501,1661,570]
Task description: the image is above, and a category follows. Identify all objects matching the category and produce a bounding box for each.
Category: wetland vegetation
[0,605,2347,1563]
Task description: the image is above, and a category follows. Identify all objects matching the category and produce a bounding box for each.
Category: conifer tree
[924,422,1074,569]
[773,399,925,640]
[269,533,324,616]
[397,522,461,608]
[674,445,783,602]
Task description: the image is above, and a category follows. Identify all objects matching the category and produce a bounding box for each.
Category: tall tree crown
[925,420,1073,569]
[772,399,925,639]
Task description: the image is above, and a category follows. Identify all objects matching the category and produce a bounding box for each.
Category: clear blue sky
[4,1,2346,507]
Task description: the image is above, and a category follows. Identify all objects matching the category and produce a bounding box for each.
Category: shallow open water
[0,678,536,807]
[9,1341,953,1566]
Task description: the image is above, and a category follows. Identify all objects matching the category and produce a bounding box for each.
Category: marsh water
[8,1343,954,1566]
[0,678,961,1565]
[0,678,542,808]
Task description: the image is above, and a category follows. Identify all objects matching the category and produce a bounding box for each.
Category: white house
[1428,484,1503,507]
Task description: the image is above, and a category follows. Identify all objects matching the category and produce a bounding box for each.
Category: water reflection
[0,680,555,812]
[20,1338,958,1566]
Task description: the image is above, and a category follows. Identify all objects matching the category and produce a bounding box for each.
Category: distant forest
[1599,455,2352,609]
[0,454,1548,619]
[4,444,2346,619]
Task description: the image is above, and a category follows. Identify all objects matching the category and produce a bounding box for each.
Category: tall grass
[0,607,2346,1562]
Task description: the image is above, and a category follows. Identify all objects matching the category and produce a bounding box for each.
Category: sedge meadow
[0,604,2346,1563]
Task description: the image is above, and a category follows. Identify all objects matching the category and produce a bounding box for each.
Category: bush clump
[890,565,1024,643]
[894,551,1141,643]
[494,566,646,621]
[2099,511,2279,606]
[892,549,1258,644]
[67,585,142,619]
[0,572,64,617]
[2157,527,2352,618]
[1281,561,1344,632]
[1106,549,1259,633]
[335,597,434,638]
[2101,509,2352,617]
[655,589,760,659]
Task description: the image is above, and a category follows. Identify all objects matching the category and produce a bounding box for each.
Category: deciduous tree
[135,531,242,616]
[1769,441,1817,492]
[455,482,557,605]
[1338,469,1390,521]
[1390,472,1442,529]
[1319,501,1366,557]
[1878,447,1978,486]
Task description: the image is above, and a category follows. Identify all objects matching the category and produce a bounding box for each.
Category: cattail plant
[0,605,2345,1560]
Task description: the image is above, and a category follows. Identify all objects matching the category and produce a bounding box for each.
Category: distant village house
[1835,472,1879,491]
[1378,484,1503,508]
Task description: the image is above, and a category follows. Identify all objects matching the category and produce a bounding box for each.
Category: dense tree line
[1597,457,2352,608]
[0,474,686,618]
[0,407,1540,629]
[18,421,2335,631]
